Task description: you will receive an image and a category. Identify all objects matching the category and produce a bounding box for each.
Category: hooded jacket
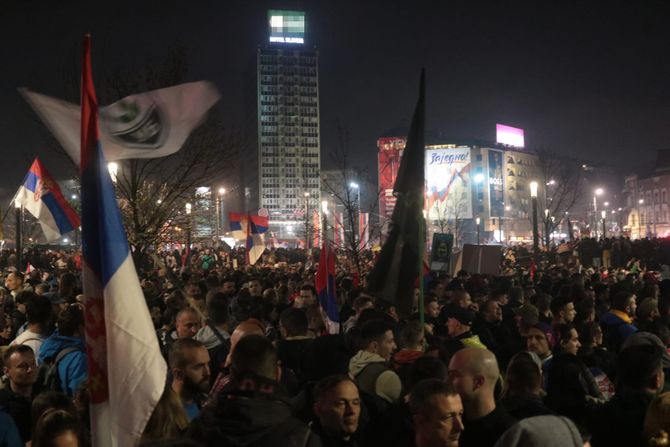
[37,331,87,397]
[186,389,322,447]
[348,351,401,403]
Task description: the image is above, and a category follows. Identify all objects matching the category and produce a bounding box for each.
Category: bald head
[226,318,266,367]
[448,348,500,407]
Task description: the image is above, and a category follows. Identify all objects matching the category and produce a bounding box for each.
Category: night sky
[1,0,669,204]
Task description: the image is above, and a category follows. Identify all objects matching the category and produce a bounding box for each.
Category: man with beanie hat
[442,307,487,366]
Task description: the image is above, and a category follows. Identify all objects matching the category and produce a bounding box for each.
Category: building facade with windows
[623,156,670,239]
[257,11,321,240]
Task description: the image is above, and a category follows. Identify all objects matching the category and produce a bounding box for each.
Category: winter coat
[37,332,87,397]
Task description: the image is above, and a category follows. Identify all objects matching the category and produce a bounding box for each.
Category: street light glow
[546,180,556,186]
[530,181,538,198]
[185,203,192,215]
[475,217,481,225]
[474,173,485,184]
[604,201,609,207]
[639,199,644,204]
[321,200,329,214]
[349,182,359,189]
[601,210,606,219]
[218,187,226,196]
[595,188,604,196]
[107,162,119,183]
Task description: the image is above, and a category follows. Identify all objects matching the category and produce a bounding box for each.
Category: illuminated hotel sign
[268,10,306,44]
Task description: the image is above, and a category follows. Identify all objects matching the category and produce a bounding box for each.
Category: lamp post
[349,182,361,248]
[185,202,192,269]
[504,205,511,243]
[14,200,22,270]
[601,210,606,239]
[475,216,481,245]
[530,181,539,263]
[321,200,329,243]
[215,187,226,241]
[639,199,644,238]
[304,192,311,249]
[593,188,604,237]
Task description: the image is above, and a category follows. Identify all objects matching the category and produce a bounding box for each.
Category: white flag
[21,81,220,163]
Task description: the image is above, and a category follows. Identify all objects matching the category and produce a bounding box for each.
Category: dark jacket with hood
[186,387,322,447]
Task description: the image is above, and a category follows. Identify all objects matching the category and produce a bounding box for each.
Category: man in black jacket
[312,374,361,447]
[186,334,321,447]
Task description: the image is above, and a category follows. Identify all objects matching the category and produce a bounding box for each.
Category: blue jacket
[37,331,87,397]
[600,311,637,351]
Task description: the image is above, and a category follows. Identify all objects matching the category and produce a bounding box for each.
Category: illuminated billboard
[425,146,473,220]
[496,124,525,147]
[268,10,306,44]
[377,137,406,218]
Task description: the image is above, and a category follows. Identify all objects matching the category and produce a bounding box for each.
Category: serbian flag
[14,157,80,242]
[316,243,340,334]
[80,35,165,447]
[246,215,268,266]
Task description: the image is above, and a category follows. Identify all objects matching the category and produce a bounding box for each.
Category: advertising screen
[268,10,306,44]
[425,147,473,220]
[488,149,505,217]
[377,137,406,218]
[496,124,525,147]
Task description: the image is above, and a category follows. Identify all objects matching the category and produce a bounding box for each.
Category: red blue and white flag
[14,157,80,242]
[316,243,339,334]
[229,212,268,265]
[80,35,166,447]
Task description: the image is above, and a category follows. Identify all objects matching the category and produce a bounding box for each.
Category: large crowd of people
[2,237,670,446]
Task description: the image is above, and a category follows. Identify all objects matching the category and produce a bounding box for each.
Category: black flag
[367,71,426,318]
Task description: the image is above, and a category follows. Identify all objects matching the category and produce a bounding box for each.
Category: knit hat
[638,298,659,321]
[494,415,583,447]
[530,322,555,349]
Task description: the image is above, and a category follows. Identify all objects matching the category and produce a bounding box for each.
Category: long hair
[141,385,189,442]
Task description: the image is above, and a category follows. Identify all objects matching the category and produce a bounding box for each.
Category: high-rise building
[257,10,321,240]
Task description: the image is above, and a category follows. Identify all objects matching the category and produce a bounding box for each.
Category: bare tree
[322,124,380,276]
[531,149,585,245]
[428,192,469,248]
[47,45,239,268]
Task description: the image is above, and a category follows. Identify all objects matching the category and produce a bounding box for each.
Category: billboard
[496,124,525,147]
[488,149,505,218]
[268,10,306,44]
[377,137,406,218]
[425,146,473,220]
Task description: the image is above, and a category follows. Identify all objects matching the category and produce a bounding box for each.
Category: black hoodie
[186,388,322,447]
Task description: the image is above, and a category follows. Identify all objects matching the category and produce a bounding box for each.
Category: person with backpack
[36,305,86,397]
[195,293,231,383]
[348,319,401,404]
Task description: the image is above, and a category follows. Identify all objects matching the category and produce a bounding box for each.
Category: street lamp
[475,216,481,245]
[304,192,311,249]
[601,210,607,238]
[638,198,645,238]
[592,188,604,237]
[107,162,119,183]
[349,182,361,247]
[530,181,539,263]
[14,199,22,269]
[504,205,511,242]
[215,187,226,241]
[185,202,192,268]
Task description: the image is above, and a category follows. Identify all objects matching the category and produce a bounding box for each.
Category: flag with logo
[14,157,80,242]
[79,35,166,447]
[316,243,339,334]
[21,81,219,164]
